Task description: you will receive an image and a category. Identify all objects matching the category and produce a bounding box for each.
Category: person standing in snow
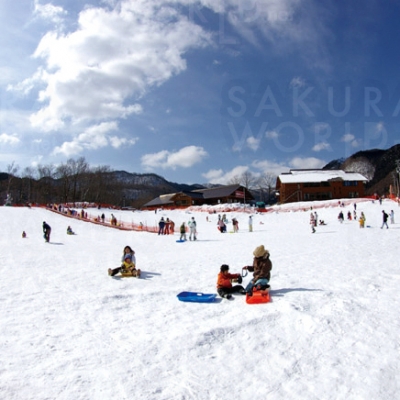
[42,221,51,242]
[232,218,239,233]
[381,210,389,229]
[248,215,253,232]
[310,213,316,233]
[338,211,344,223]
[188,217,197,240]
[244,245,272,295]
[158,217,165,235]
[217,218,226,233]
[216,264,246,299]
[179,222,187,241]
[359,212,366,228]
[390,210,395,224]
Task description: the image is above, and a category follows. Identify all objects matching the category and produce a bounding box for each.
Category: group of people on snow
[158,217,175,235]
[178,217,197,241]
[216,244,272,299]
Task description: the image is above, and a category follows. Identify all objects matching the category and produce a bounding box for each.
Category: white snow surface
[1,199,400,400]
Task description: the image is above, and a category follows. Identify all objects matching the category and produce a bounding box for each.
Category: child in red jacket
[216,264,246,299]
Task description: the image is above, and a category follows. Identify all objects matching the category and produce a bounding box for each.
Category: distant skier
[42,221,51,242]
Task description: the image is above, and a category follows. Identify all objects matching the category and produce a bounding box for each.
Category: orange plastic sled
[246,289,271,304]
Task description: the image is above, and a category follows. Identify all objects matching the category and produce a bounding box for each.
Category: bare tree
[257,172,277,204]
[68,157,89,202]
[37,164,56,204]
[55,162,72,203]
[240,171,257,190]
[6,161,19,194]
[227,175,241,185]
[21,166,36,203]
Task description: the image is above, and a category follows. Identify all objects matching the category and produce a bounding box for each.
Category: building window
[304,182,330,188]
[343,181,357,187]
[348,192,359,198]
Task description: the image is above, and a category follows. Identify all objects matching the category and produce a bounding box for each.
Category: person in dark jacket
[381,210,389,229]
[244,245,272,295]
[42,221,51,242]
[158,217,165,235]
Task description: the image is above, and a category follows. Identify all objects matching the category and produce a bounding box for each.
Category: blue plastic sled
[176,239,185,243]
[177,291,217,303]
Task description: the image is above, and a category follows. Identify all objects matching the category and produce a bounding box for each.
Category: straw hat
[253,245,269,258]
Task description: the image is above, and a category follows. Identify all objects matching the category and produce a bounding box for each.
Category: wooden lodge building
[142,184,254,210]
[276,169,368,204]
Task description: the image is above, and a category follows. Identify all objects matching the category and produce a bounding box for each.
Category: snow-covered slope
[1,199,399,399]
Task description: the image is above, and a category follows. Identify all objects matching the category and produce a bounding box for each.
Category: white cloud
[265,130,279,139]
[376,121,385,132]
[141,145,208,170]
[52,121,136,156]
[312,142,331,152]
[246,136,260,151]
[109,136,138,149]
[341,133,355,143]
[252,159,289,176]
[341,133,361,148]
[290,77,306,88]
[33,0,67,24]
[289,156,326,169]
[350,139,362,148]
[0,133,20,145]
[16,1,212,131]
[202,165,249,185]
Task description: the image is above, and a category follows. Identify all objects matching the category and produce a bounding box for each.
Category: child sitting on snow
[67,226,75,235]
[216,264,246,299]
[108,245,140,277]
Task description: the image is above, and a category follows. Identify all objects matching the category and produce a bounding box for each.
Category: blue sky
[1,0,400,184]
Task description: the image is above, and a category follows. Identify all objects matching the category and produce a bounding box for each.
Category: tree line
[1,157,278,207]
[1,158,131,207]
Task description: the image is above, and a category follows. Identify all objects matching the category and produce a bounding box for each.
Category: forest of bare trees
[0,158,129,206]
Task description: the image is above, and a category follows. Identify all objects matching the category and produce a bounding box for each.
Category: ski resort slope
[1,199,400,400]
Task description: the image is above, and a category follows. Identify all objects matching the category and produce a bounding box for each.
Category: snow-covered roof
[278,169,368,184]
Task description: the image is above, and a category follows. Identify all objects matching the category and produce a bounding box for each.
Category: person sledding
[244,245,272,296]
[108,245,141,277]
[66,225,75,235]
[216,264,246,299]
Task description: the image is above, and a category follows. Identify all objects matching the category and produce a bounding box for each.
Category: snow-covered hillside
[1,199,399,399]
